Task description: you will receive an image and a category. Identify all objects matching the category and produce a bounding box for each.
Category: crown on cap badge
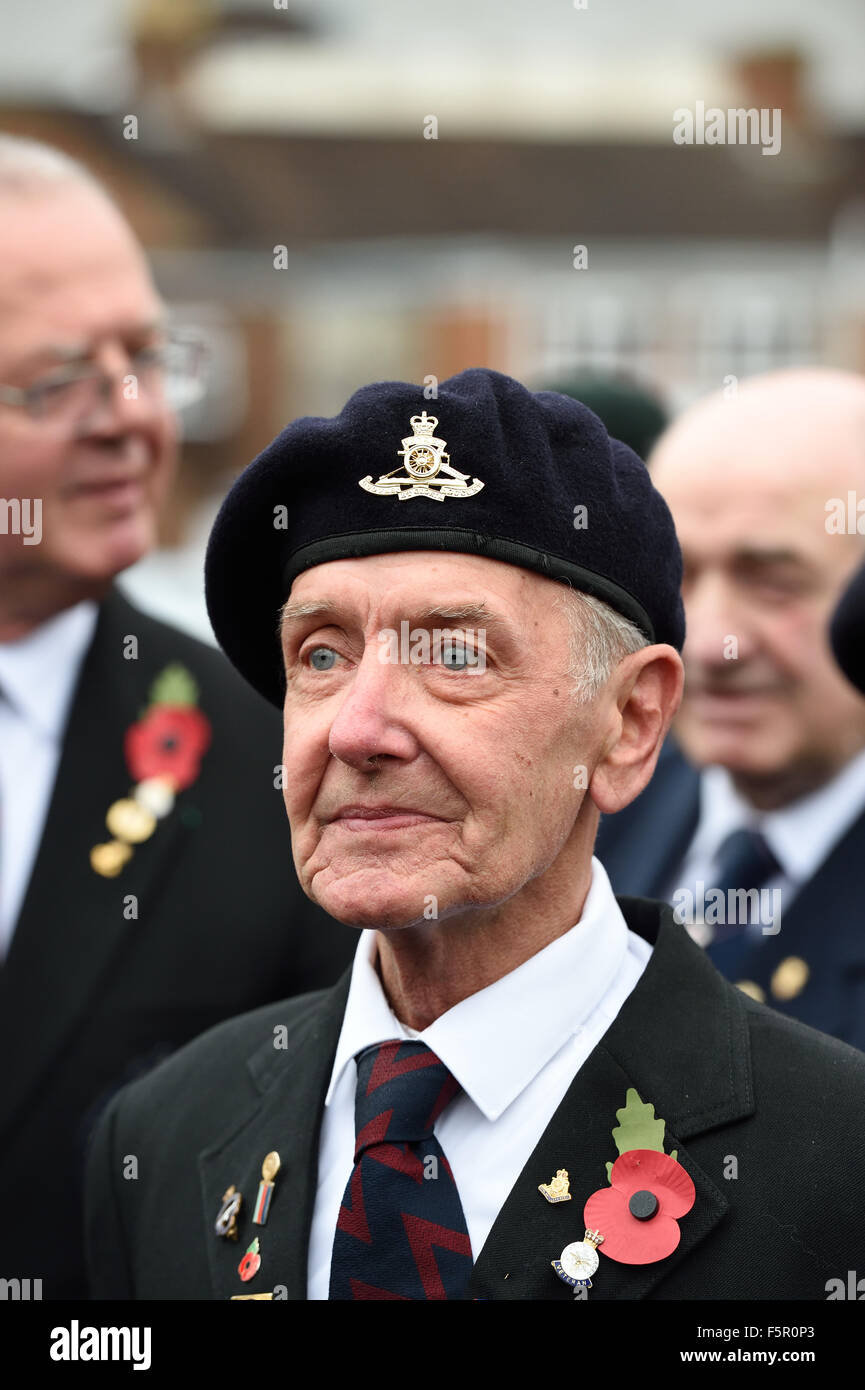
[358,411,485,501]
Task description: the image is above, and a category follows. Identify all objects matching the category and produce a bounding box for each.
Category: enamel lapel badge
[552,1229,603,1288]
[359,411,484,501]
[214,1185,242,1240]
[253,1151,281,1225]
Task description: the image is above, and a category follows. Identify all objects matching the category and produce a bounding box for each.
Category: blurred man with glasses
[0,135,352,1299]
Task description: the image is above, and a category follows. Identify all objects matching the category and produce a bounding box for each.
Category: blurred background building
[3,0,864,636]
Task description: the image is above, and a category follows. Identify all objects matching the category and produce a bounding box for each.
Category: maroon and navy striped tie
[328,1040,473,1300]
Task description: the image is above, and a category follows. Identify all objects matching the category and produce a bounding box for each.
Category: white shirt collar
[693,748,865,884]
[0,601,99,739]
[325,857,631,1123]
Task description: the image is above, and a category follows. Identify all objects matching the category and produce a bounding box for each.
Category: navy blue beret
[831,559,865,696]
[205,367,684,707]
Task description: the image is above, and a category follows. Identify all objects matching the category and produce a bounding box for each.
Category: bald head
[651,367,865,809]
[652,368,865,502]
[0,134,110,201]
[0,136,142,327]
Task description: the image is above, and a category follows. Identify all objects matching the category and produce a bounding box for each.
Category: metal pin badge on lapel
[552,1230,604,1289]
[215,1185,242,1240]
[253,1151,281,1225]
[771,956,810,1001]
[539,1169,572,1203]
[105,798,157,844]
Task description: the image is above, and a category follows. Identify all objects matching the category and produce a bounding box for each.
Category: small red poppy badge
[125,703,211,790]
[238,1238,261,1283]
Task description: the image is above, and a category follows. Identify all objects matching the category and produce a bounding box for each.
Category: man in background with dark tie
[0,135,352,1299]
[596,368,865,1044]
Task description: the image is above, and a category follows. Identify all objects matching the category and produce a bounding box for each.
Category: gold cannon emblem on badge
[358,411,484,501]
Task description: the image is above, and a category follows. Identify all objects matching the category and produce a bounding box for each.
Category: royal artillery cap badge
[359,410,484,501]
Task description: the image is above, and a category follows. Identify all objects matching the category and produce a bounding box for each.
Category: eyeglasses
[0,331,208,424]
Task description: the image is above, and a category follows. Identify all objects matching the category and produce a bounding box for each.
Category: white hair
[555,586,649,701]
[0,134,110,200]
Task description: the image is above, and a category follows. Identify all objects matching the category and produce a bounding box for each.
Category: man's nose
[327,645,419,770]
[684,573,756,666]
[78,343,170,435]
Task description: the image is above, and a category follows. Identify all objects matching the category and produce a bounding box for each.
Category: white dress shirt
[0,601,98,955]
[673,748,865,906]
[307,856,651,1299]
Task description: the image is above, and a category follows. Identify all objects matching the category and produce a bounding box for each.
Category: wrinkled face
[656,428,865,783]
[280,552,608,931]
[0,186,176,594]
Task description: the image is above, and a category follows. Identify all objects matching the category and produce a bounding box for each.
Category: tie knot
[352,1040,459,1161]
[711,827,780,894]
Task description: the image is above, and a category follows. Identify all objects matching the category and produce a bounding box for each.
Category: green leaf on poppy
[148,663,199,709]
[611,1088,667,1157]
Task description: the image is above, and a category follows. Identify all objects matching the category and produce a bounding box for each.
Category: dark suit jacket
[85,897,865,1300]
[595,741,865,1050]
[0,589,354,1299]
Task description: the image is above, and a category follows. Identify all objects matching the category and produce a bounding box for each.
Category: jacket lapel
[199,975,351,1300]
[468,899,750,1300]
[0,590,188,1137]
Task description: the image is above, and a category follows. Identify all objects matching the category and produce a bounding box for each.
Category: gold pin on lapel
[253,1151,281,1225]
[771,956,810,1001]
[90,840,134,878]
[539,1169,572,1203]
[230,1293,274,1300]
[735,979,766,1004]
[105,798,157,844]
[91,800,157,878]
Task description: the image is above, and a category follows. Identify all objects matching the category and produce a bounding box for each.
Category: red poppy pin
[551,1088,696,1292]
[90,663,211,877]
[238,1238,261,1283]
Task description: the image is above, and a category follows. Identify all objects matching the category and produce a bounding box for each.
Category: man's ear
[590,645,684,815]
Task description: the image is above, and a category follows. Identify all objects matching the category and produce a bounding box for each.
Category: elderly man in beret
[86,369,865,1301]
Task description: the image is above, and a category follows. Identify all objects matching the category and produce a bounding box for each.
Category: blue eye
[438,641,475,670]
[309,647,337,671]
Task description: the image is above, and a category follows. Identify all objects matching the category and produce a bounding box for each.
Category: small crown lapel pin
[539,1168,572,1204]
